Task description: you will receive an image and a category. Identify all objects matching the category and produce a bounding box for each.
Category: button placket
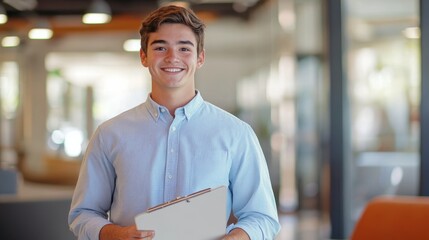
[163,117,183,201]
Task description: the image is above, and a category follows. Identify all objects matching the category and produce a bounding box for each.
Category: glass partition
[345,0,420,223]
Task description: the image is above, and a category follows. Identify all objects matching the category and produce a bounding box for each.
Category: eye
[180,47,191,52]
[154,46,166,51]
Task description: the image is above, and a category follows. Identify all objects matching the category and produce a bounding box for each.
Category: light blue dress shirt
[69,92,280,239]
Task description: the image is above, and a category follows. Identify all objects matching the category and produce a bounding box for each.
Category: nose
[165,49,179,63]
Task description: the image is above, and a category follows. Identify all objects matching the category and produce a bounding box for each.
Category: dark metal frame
[327,0,351,238]
[420,0,429,196]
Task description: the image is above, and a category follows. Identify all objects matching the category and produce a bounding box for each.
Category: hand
[222,228,250,240]
[99,224,155,240]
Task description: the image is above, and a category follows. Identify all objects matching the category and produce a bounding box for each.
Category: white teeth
[163,68,182,72]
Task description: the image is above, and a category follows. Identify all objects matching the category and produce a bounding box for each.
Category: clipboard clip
[147,188,211,213]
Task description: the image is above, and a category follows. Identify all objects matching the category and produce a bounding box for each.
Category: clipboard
[134,185,227,240]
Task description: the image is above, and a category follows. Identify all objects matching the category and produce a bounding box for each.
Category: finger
[140,231,155,238]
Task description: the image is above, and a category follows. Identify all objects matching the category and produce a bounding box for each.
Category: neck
[151,88,196,116]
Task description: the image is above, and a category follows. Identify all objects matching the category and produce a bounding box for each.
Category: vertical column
[420,0,429,196]
[327,0,352,238]
[21,42,48,173]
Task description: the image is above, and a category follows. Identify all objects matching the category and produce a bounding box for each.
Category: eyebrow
[150,39,195,47]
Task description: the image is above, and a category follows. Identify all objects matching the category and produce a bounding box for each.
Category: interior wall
[5,0,290,181]
[199,2,284,113]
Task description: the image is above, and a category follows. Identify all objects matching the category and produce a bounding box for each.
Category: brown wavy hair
[139,5,206,55]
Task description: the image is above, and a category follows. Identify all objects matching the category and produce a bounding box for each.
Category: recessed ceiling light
[2,36,20,47]
[29,28,54,39]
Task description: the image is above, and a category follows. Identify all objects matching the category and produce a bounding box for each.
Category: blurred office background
[0,0,428,239]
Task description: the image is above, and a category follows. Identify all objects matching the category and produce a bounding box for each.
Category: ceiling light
[0,3,8,24]
[82,0,112,24]
[123,39,141,52]
[2,36,20,47]
[28,20,54,40]
[29,28,53,39]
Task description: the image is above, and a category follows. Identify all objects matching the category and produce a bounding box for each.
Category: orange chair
[350,196,429,240]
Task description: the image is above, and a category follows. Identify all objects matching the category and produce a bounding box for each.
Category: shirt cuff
[226,223,260,240]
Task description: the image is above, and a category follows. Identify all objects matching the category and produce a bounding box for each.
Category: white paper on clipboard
[134,185,227,240]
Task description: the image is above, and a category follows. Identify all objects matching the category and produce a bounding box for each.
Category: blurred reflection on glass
[345,0,420,224]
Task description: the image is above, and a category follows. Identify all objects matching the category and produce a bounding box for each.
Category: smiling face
[140,23,205,98]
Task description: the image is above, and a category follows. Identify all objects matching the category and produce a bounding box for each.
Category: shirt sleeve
[228,123,281,239]
[68,127,116,240]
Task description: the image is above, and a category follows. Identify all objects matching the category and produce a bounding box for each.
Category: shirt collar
[145,96,161,121]
[145,91,204,121]
[184,91,203,120]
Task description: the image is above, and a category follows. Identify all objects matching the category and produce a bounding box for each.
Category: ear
[140,49,148,67]
[197,49,205,68]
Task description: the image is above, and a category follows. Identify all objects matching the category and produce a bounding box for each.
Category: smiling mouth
[162,67,184,73]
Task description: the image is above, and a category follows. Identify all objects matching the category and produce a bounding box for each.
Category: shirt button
[170,149,174,153]
[160,108,165,112]
[171,126,176,131]
[168,175,172,179]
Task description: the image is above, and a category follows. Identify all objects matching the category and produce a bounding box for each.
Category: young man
[68,5,280,240]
